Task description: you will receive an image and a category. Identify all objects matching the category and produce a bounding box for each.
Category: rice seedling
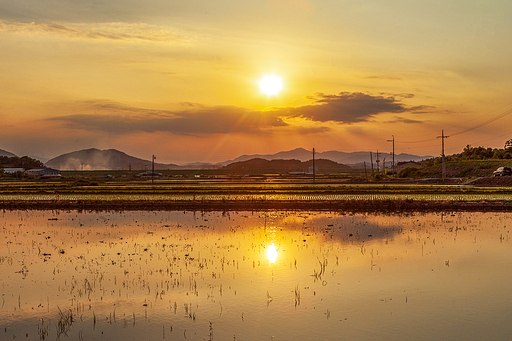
[56,306,73,340]
[38,319,49,341]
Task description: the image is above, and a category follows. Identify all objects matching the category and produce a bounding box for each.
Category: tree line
[421,139,512,167]
[0,156,45,169]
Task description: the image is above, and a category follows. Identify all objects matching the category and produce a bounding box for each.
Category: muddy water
[1,210,512,340]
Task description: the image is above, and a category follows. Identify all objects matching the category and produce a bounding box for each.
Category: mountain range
[219,148,433,167]
[224,158,352,173]
[0,149,17,158]
[2,147,433,171]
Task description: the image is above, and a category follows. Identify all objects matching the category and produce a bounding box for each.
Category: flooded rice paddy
[2,210,512,340]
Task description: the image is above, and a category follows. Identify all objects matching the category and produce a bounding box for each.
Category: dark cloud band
[49,92,428,135]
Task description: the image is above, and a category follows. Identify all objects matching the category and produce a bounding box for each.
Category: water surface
[1,210,512,340]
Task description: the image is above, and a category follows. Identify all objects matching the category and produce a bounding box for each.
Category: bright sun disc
[259,75,282,96]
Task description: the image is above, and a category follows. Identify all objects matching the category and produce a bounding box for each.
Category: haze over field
[1,1,512,164]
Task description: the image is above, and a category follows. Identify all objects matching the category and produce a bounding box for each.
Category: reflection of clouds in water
[6,210,413,247]
[274,212,403,243]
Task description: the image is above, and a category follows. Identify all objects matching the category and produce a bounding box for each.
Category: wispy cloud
[384,116,424,124]
[0,20,189,43]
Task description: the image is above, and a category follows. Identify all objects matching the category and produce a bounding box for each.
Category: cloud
[276,92,429,123]
[48,101,289,135]
[0,0,240,26]
[0,20,188,43]
[47,92,430,136]
[384,116,423,124]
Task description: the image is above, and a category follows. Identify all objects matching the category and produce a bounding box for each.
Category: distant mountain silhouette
[223,158,351,173]
[45,147,433,171]
[218,147,432,166]
[0,149,17,157]
[46,148,179,171]
[30,155,49,163]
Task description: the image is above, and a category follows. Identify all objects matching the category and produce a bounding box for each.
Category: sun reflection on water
[266,243,278,263]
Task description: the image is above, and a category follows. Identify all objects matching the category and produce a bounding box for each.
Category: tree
[505,139,512,151]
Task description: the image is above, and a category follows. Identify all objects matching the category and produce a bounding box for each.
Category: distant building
[25,168,61,178]
[138,171,163,178]
[396,161,422,173]
[2,168,25,174]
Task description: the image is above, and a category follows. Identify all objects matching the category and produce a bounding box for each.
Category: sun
[259,75,283,96]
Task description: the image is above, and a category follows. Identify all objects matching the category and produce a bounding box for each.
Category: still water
[1,210,512,340]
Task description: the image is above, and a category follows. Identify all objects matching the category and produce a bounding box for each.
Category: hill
[219,147,432,166]
[222,158,352,174]
[46,148,179,171]
[0,149,17,157]
[43,147,432,171]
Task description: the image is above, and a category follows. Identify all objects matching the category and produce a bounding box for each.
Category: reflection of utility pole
[152,155,156,184]
[312,148,315,183]
[387,135,395,176]
[376,150,380,173]
[370,152,374,176]
[437,130,449,182]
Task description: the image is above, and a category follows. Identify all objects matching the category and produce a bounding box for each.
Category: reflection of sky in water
[1,210,512,340]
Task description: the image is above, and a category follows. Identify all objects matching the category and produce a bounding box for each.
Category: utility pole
[152,155,156,184]
[437,130,449,182]
[387,135,395,176]
[312,148,315,183]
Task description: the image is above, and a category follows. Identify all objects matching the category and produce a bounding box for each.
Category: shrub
[399,167,420,178]
[373,173,384,181]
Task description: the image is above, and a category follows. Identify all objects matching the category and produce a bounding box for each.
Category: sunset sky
[2,1,512,164]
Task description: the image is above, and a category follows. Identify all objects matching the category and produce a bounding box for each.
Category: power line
[449,107,512,137]
[446,131,512,154]
[454,101,512,127]
[394,103,512,147]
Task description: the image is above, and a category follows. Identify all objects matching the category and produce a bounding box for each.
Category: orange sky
[1,1,512,164]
